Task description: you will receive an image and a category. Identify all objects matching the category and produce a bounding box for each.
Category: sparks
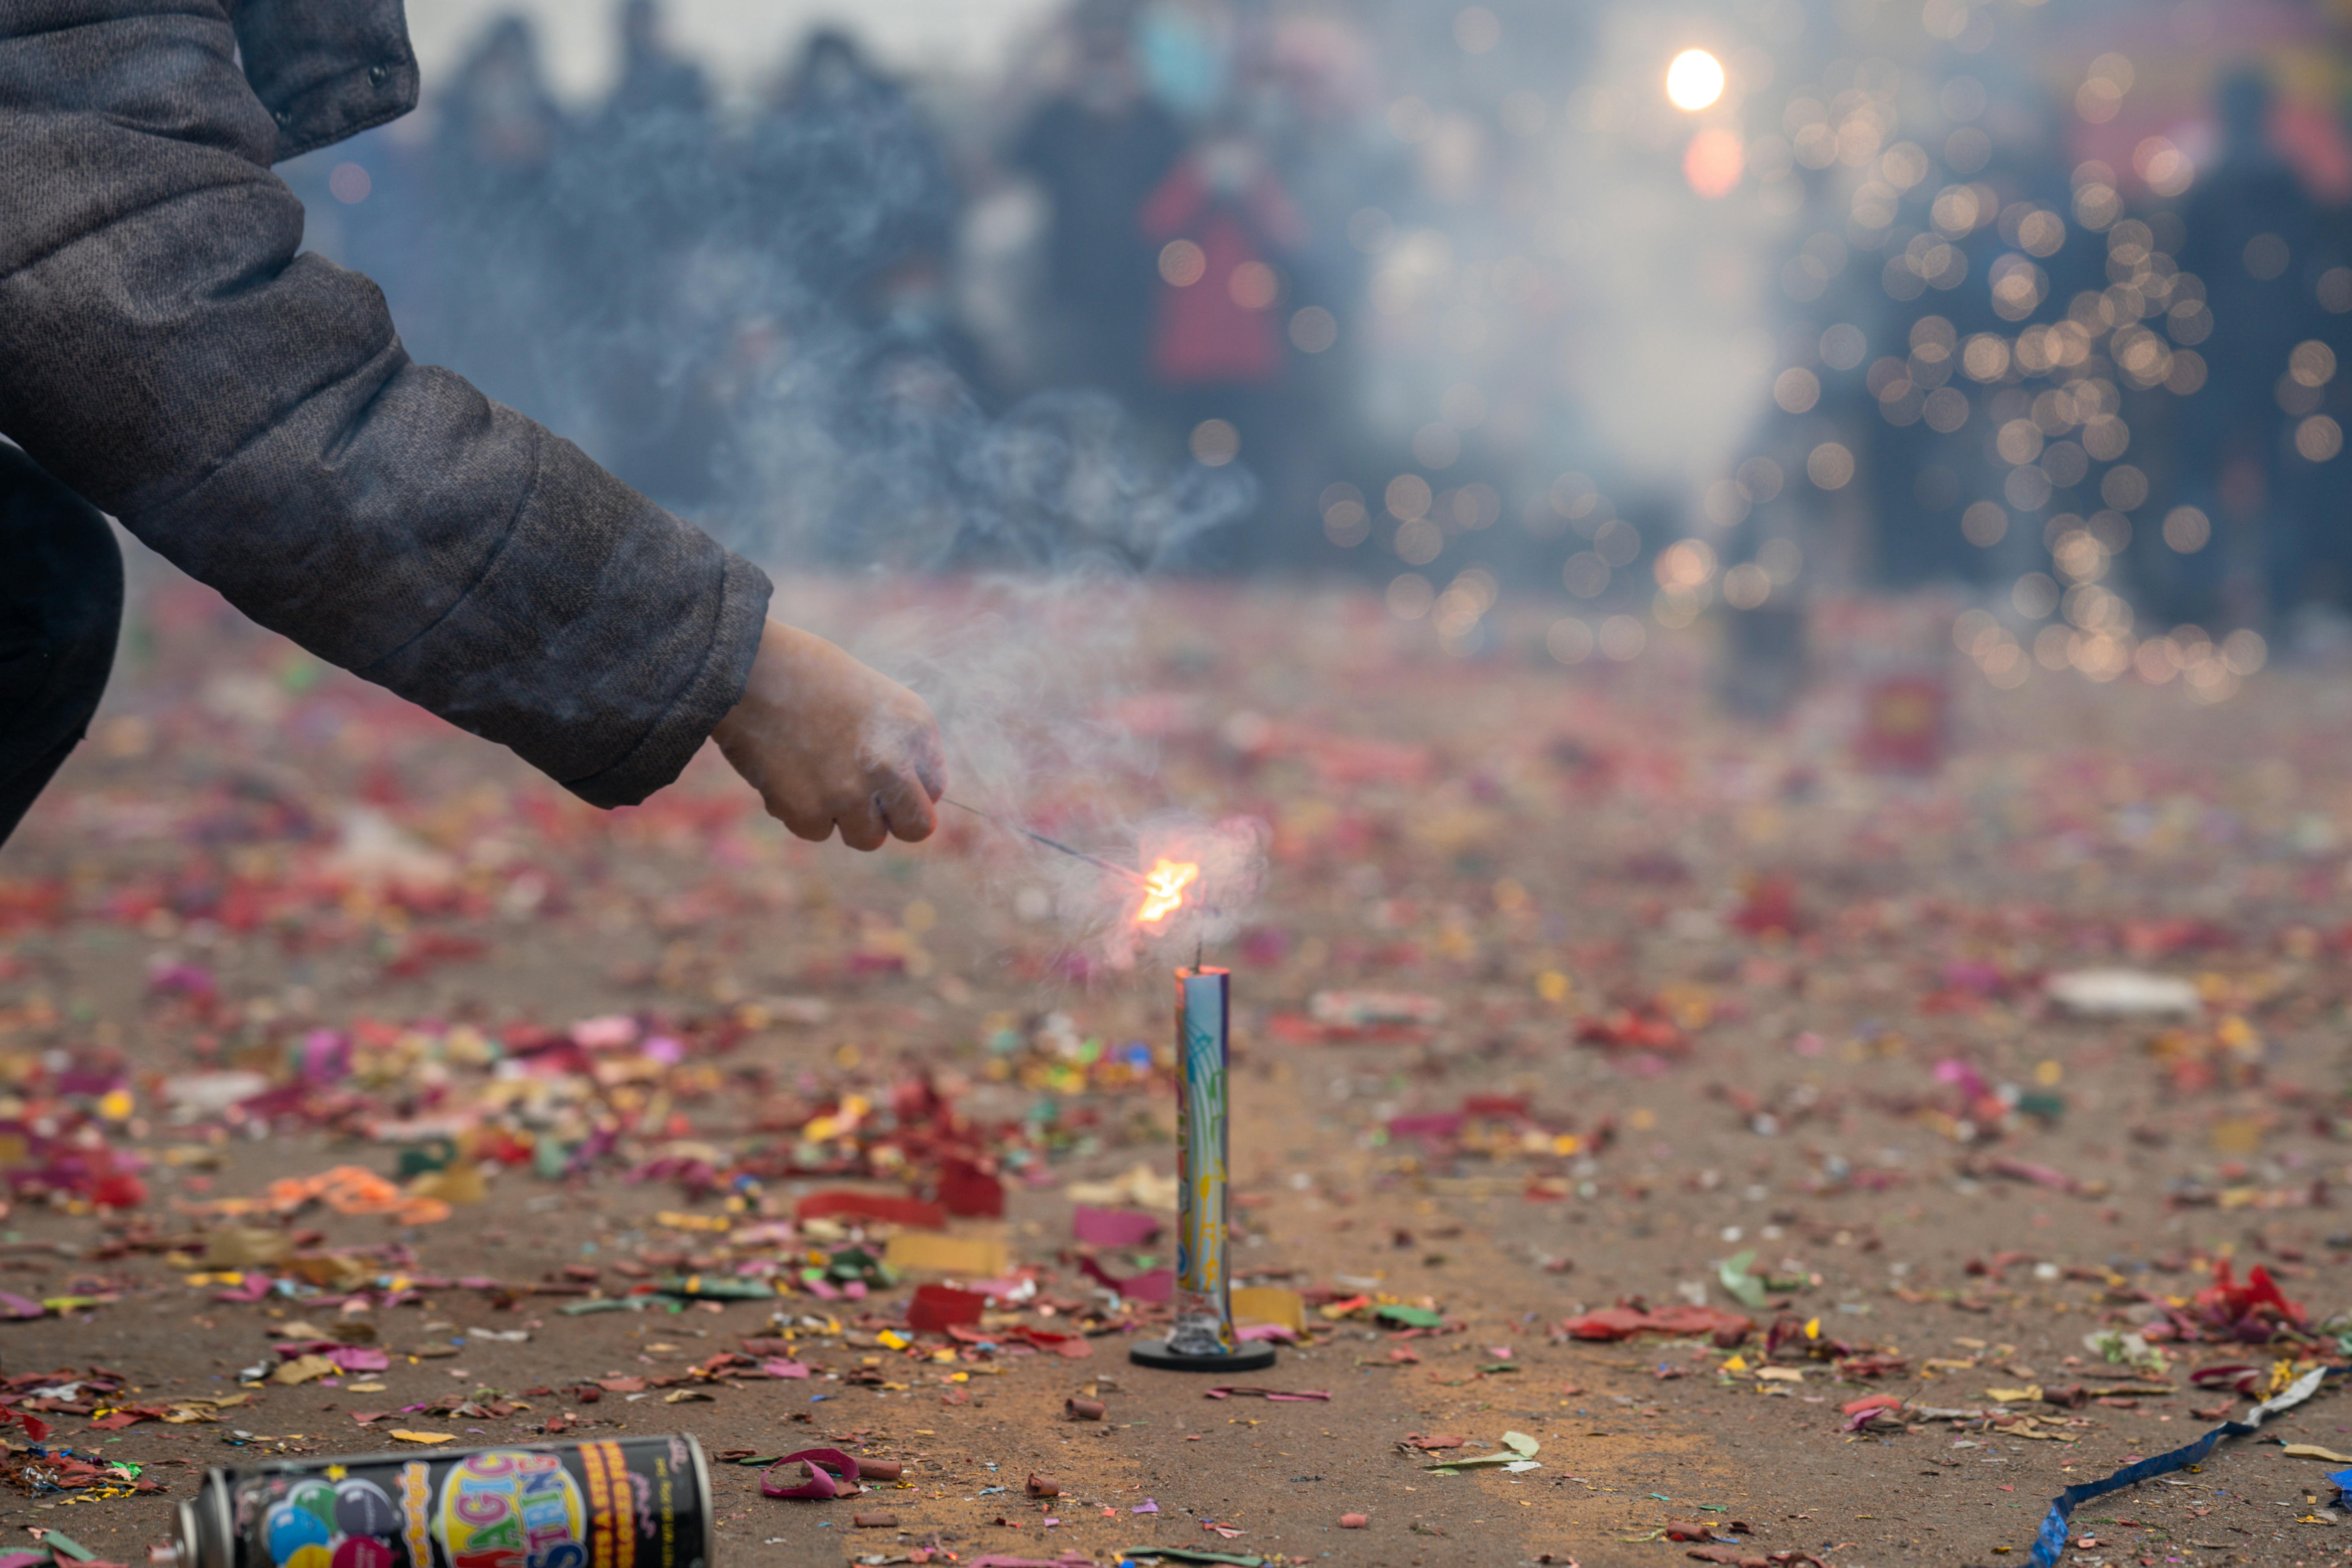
[1135,858,1201,925]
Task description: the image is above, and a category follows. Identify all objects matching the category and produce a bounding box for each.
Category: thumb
[912,725,947,802]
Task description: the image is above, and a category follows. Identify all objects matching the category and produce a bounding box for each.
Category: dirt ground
[7,576,2352,1568]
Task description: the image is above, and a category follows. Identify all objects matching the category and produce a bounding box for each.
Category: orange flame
[1135,858,1200,925]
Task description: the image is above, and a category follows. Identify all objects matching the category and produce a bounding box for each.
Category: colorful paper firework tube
[1170,965,1234,1355]
[1131,966,1277,1371]
[168,1435,716,1568]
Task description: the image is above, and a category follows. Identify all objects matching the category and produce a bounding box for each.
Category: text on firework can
[1169,965,1233,1356]
[171,1434,715,1568]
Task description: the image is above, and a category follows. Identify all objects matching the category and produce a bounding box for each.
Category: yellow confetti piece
[388,1430,455,1444]
[881,1231,1008,1277]
[272,1355,337,1386]
[1231,1287,1306,1332]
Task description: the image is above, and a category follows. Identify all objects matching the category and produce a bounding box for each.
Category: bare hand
[710,620,944,849]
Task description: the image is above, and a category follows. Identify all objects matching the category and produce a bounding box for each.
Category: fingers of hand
[835,795,890,852]
[913,730,948,803]
[894,698,947,803]
[772,792,835,843]
[876,771,938,842]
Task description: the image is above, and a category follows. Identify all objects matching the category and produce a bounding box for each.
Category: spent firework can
[1168,965,1232,1357]
[171,1435,715,1568]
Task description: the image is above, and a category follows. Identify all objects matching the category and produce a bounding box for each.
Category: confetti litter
[2027,1366,2342,1566]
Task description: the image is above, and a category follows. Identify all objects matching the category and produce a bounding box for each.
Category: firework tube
[168,1435,715,1568]
[1168,965,1234,1355]
[1131,966,1275,1371]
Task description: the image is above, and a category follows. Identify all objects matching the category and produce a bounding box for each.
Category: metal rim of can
[169,1498,198,1568]
[174,1469,235,1568]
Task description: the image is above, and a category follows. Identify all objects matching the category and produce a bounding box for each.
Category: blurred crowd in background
[292,0,2352,685]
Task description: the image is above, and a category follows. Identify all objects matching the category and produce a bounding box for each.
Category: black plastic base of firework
[1128,1339,1279,1373]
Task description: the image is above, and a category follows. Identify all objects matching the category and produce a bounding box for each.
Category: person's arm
[0,0,897,822]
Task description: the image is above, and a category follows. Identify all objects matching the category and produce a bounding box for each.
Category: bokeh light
[1683,128,1744,198]
[1288,307,1338,354]
[1665,49,1725,112]
[1385,573,1434,619]
[1545,616,1594,664]
[1189,420,1239,467]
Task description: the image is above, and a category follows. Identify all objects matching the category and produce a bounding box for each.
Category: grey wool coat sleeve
[0,0,773,809]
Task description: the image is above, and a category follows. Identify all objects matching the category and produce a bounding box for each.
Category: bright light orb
[1666,48,1726,112]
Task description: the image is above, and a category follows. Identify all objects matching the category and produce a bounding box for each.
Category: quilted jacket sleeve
[0,0,771,807]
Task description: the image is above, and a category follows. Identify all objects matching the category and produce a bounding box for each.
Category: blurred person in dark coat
[606,0,707,123]
[2175,68,2330,625]
[753,29,964,322]
[0,0,944,852]
[563,0,725,507]
[426,15,568,417]
[1012,0,1186,402]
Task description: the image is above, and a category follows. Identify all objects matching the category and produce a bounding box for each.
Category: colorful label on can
[438,1450,584,1568]
[217,1438,703,1568]
[1171,967,1233,1356]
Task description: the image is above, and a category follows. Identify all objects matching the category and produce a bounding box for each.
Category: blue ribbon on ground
[2028,1366,2341,1566]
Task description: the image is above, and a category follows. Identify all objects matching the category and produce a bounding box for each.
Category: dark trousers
[0,443,122,849]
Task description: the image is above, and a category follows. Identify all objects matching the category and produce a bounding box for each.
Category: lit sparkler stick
[942,798,1151,888]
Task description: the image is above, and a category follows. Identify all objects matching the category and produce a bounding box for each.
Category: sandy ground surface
[7,577,2352,1568]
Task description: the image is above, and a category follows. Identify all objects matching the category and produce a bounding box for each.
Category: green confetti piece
[1374,1304,1446,1329]
[653,1275,774,1300]
[1718,1249,1770,1309]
